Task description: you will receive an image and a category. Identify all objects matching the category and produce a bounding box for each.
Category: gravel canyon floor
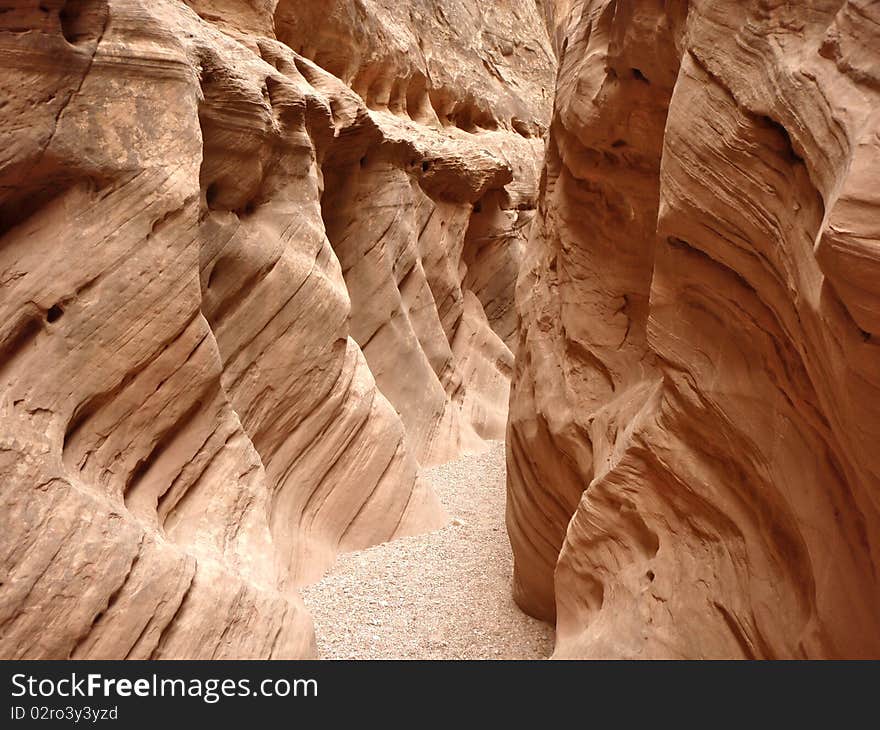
[301,442,554,659]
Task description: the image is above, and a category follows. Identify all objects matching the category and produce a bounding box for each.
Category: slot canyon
[0,0,878,660]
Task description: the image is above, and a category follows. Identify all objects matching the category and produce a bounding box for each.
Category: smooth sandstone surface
[0,0,553,658]
[508,0,880,658]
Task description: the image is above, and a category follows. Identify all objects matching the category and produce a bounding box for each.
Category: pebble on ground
[300,441,556,659]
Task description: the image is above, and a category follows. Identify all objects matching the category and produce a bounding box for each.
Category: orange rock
[0,0,553,658]
[508,0,880,658]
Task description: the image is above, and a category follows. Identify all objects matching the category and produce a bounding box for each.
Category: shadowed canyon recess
[0,0,878,659]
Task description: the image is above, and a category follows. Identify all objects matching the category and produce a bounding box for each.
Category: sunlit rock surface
[0,0,553,658]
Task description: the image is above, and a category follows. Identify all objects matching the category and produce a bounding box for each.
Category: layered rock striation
[508,0,880,658]
[0,0,553,658]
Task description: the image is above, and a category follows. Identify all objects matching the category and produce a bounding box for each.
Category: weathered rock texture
[0,0,553,658]
[276,0,555,464]
[508,0,880,658]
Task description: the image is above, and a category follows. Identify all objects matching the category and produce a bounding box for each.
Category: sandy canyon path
[300,441,555,659]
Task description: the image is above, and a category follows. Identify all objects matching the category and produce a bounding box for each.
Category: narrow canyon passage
[301,442,554,659]
[2,0,878,663]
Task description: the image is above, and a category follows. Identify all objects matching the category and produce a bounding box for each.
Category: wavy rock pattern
[508,0,880,658]
[0,0,553,658]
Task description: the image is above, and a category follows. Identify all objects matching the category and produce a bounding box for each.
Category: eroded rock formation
[278,0,555,464]
[508,0,880,658]
[0,0,553,658]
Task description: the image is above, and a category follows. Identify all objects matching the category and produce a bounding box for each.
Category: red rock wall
[0,0,553,658]
[508,0,880,658]
[277,0,555,464]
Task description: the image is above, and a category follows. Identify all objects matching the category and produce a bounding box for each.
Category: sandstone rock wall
[508,0,880,658]
[276,0,555,464]
[0,0,553,658]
